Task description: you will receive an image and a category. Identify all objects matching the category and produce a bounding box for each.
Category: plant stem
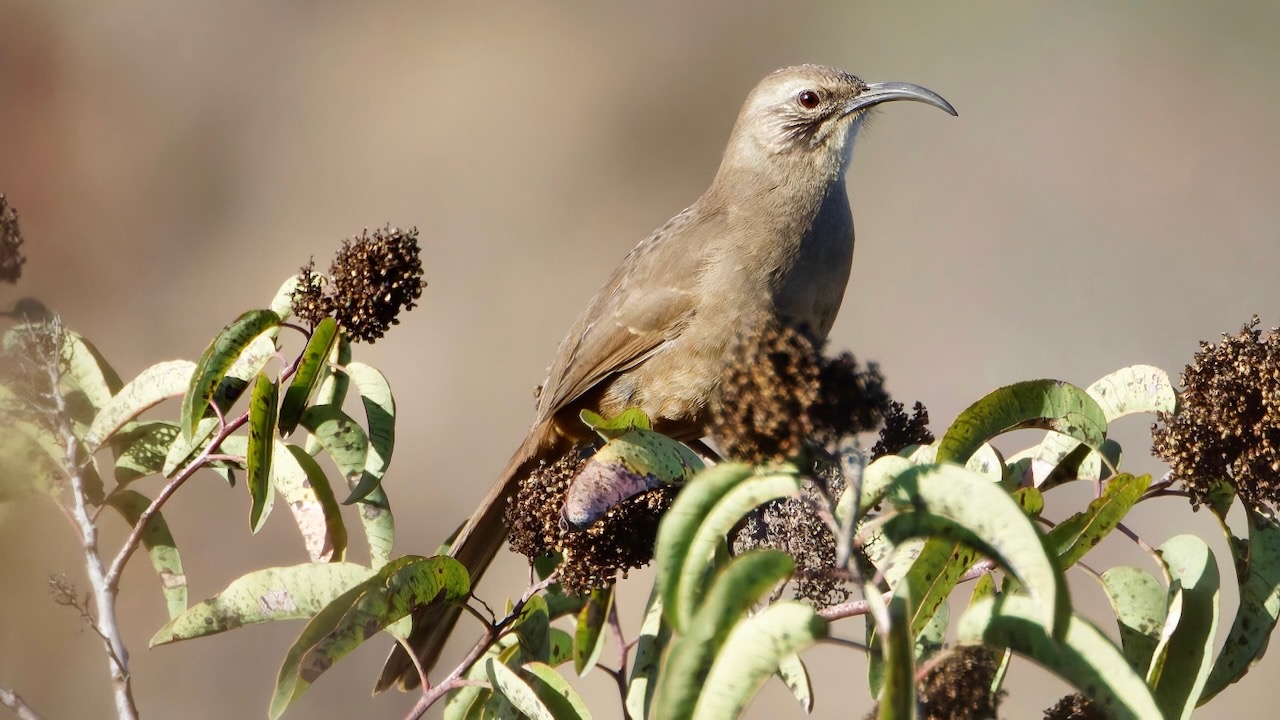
[0,686,43,720]
[43,343,137,720]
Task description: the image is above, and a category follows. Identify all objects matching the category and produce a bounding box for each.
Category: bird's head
[721,64,956,178]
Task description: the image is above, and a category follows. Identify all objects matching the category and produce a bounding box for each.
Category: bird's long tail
[373,423,558,694]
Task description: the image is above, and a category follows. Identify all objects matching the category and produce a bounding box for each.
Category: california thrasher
[376,64,955,692]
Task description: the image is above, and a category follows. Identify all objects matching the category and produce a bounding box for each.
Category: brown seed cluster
[1043,693,1107,720]
[731,475,850,607]
[0,194,26,284]
[292,226,425,343]
[864,646,1004,720]
[712,321,889,464]
[506,445,677,595]
[873,401,935,459]
[1152,317,1280,512]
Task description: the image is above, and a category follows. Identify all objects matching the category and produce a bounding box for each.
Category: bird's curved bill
[848,81,957,116]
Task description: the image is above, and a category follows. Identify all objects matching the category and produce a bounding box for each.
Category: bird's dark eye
[796,90,821,109]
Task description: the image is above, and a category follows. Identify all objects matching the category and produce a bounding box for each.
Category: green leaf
[1100,566,1167,674]
[1036,366,1175,485]
[1045,473,1151,570]
[563,430,704,529]
[1201,508,1280,703]
[274,442,347,562]
[936,379,1107,465]
[775,652,814,714]
[958,595,1161,720]
[269,555,470,719]
[104,490,187,618]
[876,590,915,719]
[279,318,339,435]
[181,309,280,440]
[878,463,1070,640]
[303,337,351,456]
[151,562,375,645]
[342,362,395,504]
[694,602,827,719]
[523,661,592,720]
[573,586,613,676]
[656,464,801,632]
[270,274,305,321]
[298,404,395,567]
[112,421,180,485]
[1148,535,1220,720]
[580,407,652,437]
[58,330,121,428]
[515,594,552,664]
[485,658,555,720]
[626,587,670,720]
[247,373,279,533]
[85,360,194,450]
[655,462,753,631]
[0,418,65,499]
[656,550,796,719]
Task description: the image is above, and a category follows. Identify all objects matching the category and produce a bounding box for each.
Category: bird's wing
[536,208,703,422]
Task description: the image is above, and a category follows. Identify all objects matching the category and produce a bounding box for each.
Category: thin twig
[104,410,249,591]
[0,686,43,720]
[607,599,633,720]
[403,572,561,720]
[38,327,137,720]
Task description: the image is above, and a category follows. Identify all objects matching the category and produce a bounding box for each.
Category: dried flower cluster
[731,475,850,607]
[0,194,26,284]
[873,400,935,459]
[293,226,425,343]
[711,321,889,464]
[1043,693,1107,720]
[506,445,676,594]
[1152,317,1280,511]
[864,647,1004,720]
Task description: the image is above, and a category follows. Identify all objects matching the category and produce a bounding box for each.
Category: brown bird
[376,64,955,692]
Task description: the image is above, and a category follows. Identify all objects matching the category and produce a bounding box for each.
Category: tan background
[3,1,1280,718]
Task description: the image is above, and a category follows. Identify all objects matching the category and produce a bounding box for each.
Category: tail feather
[373,423,560,694]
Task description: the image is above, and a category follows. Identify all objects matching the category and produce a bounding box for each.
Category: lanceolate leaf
[655,462,755,631]
[151,563,375,645]
[1201,508,1280,703]
[85,360,194,450]
[112,421,180,485]
[958,595,1161,720]
[485,658,555,720]
[58,330,121,428]
[269,556,470,719]
[625,588,670,720]
[694,602,827,719]
[278,317,338,435]
[1100,566,1167,674]
[936,379,1107,465]
[878,463,1069,640]
[776,652,814,714]
[1045,473,1151,570]
[877,593,914,719]
[661,466,802,632]
[274,441,347,562]
[304,337,351,456]
[105,490,187,618]
[298,404,394,566]
[1149,535,1220,720]
[247,374,279,533]
[181,309,280,440]
[573,586,613,676]
[523,662,591,720]
[342,362,395,504]
[656,550,796,719]
[1033,366,1176,485]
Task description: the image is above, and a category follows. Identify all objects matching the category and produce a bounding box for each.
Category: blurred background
[2,1,1279,717]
